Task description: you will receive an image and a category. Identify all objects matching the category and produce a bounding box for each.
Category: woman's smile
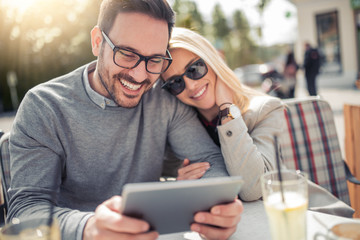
[191,84,208,99]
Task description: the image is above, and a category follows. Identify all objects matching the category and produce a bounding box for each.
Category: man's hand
[177,158,210,180]
[83,196,158,240]
[191,198,243,240]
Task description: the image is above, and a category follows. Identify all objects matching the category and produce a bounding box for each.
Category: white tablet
[120,176,244,234]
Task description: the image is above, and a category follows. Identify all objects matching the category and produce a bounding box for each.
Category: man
[7,1,243,239]
[303,42,321,96]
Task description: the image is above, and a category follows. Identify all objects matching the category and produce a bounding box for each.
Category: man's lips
[114,72,151,93]
[120,79,142,91]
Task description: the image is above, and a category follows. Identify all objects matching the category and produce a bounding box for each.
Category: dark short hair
[98,0,175,39]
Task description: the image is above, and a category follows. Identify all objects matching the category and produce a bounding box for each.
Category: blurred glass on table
[0,217,61,240]
[261,170,308,240]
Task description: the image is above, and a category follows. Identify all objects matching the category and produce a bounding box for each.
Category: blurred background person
[303,42,321,96]
[283,49,299,98]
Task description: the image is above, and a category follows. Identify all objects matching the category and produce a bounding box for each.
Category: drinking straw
[47,204,53,226]
[47,193,55,239]
[274,135,285,203]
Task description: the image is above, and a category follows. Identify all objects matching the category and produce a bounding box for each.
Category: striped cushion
[279,97,350,205]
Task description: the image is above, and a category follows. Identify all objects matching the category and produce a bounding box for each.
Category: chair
[279,96,360,207]
[344,104,360,218]
[0,131,11,221]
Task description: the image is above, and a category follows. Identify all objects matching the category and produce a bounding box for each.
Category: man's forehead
[110,12,169,55]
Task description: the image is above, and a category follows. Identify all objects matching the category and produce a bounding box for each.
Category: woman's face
[162,48,217,110]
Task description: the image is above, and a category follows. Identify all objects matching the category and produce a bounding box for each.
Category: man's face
[92,12,169,108]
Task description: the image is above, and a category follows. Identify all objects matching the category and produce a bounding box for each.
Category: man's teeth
[193,86,206,98]
[121,80,141,91]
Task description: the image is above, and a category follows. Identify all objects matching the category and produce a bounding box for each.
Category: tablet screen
[120,176,243,234]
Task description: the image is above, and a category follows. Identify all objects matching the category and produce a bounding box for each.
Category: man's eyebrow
[118,45,167,57]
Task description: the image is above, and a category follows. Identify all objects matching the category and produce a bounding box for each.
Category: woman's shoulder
[247,95,284,112]
[242,95,285,130]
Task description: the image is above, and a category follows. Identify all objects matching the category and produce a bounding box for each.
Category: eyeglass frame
[161,58,208,95]
[101,30,173,74]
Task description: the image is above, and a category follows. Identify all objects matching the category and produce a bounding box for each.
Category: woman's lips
[191,84,207,99]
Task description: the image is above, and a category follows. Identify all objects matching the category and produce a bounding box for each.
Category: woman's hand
[216,79,236,124]
[177,159,210,180]
[215,78,233,107]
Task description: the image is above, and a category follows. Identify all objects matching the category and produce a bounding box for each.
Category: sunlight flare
[2,0,35,12]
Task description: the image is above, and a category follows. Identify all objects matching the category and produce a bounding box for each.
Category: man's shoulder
[143,80,196,119]
[144,80,190,109]
[20,64,87,112]
[29,64,86,96]
[145,80,173,98]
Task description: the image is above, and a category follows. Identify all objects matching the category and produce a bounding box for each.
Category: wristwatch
[219,104,241,120]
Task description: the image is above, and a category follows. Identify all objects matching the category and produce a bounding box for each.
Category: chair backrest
[0,132,11,215]
[279,96,350,205]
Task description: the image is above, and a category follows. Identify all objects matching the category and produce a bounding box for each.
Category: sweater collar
[83,61,118,109]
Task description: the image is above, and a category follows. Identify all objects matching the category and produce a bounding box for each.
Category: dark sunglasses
[161,59,208,95]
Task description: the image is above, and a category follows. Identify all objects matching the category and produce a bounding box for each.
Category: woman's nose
[183,76,198,91]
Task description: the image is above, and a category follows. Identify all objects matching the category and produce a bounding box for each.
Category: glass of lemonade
[261,170,308,240]
[0,217,61,240]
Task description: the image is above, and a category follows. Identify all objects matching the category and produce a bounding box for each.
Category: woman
[161,27,285,201]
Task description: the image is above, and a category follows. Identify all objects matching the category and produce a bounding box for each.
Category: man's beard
[97,54,153,108]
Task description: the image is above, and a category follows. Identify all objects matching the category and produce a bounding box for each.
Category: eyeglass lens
[114,49,171,74]
[162,59,208,95]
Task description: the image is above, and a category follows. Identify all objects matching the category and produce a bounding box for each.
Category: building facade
[290,0,359,87]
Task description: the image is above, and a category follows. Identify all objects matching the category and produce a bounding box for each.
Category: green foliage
[256,0,271,41]
[172,0,205,34]
[172,1,260,69]
[212,4,231,40]
[257,0,271,13]
[228,10,258,68]
[171,0,288,70]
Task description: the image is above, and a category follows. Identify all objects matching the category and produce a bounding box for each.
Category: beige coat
[218,96,285,201]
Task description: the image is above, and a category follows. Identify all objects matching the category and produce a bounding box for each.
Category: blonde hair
[168,27,263,113]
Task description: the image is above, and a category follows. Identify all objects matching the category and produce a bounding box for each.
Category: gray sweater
[8,62,228,239]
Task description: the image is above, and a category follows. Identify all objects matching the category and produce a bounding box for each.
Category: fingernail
[212,207,220,214]
[192,225,201,232]
[195,214,205,222]
[143,223,149,231]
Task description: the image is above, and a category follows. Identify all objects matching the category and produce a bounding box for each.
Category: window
[316,11,342,74]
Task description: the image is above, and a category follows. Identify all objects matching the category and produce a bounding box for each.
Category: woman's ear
[91,26,102,57]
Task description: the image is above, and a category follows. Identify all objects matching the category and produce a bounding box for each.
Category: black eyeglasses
[161,59,208,95]
[101,31,172,74]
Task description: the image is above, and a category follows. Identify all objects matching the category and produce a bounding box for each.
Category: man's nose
[128,60,148,81]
